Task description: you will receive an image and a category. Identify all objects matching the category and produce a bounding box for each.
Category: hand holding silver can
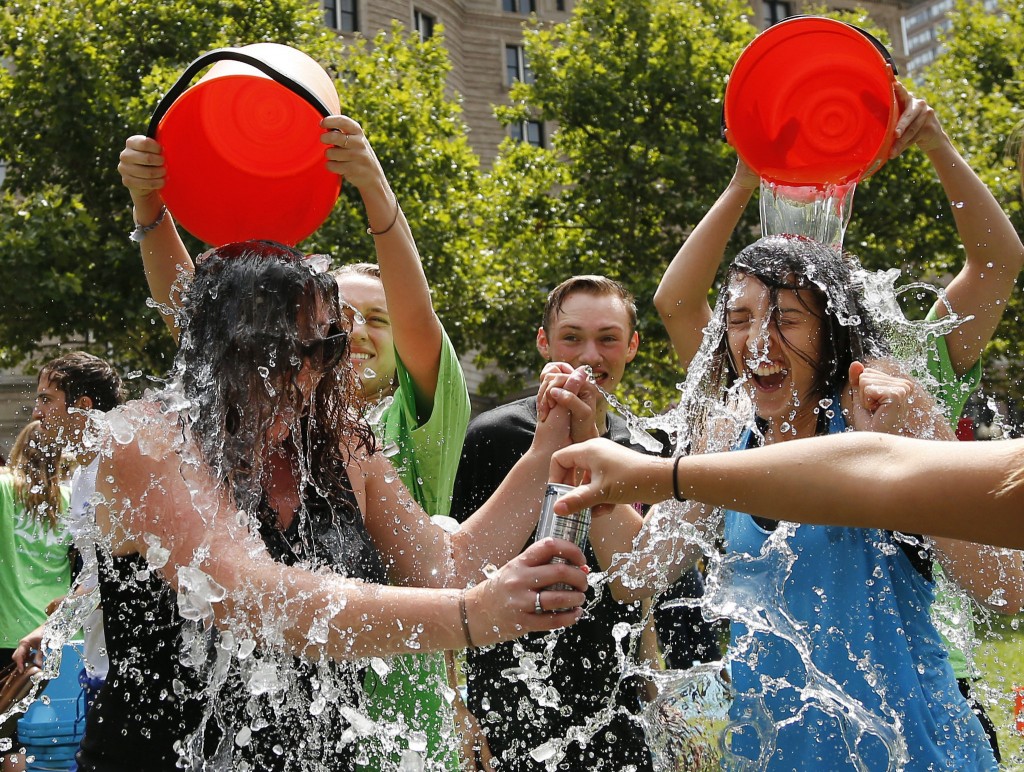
[536,483,591,592]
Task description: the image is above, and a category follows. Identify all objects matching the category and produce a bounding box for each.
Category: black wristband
[672,454,686,502]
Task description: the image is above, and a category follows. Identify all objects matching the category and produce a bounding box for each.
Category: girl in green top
[1,420,69,769]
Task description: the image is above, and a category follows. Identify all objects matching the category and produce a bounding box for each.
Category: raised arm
[361,366,598,588]
[930,537,1024,614]
[322,116,444,412]
[890,83,1024,377]
[654,159,759,367]
[118,136,195,340]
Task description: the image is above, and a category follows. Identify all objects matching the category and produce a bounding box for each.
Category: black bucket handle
[147,48,334,139]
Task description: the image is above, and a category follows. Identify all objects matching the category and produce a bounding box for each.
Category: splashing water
[10,244,1007,772]
[595,384,665,453]
[760,180,857,250]
[585,259,990,771]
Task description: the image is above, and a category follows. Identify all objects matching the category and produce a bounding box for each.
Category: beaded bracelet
[129,204,168,243]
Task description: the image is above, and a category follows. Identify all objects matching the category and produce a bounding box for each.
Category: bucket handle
[147,48,334,138]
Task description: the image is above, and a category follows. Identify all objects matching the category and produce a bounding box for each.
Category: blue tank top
[723,409,997,771]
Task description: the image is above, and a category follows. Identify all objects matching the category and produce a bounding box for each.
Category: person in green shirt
[0,421,69,771]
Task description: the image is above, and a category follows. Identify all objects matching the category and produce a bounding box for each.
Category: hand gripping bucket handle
[147,47,334,138]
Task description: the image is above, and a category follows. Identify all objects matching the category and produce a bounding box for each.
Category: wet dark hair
[542,275,637,334]
[175,240,375,510]
[710,235,889,432]
[39,351,124,412]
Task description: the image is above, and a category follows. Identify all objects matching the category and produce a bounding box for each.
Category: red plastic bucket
[724,17,898,187]
[149,43,341,246]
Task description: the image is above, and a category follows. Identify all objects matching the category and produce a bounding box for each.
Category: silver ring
[341,133,351,149]
[534,591,544,615]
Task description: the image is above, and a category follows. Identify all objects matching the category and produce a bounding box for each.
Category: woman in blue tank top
[693,235,997,771]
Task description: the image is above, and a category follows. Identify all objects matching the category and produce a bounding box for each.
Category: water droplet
[407,731,428,752]
[530,740,561,762]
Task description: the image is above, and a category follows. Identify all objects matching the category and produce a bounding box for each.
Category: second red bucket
[149,43,342,247]
[724,17,898,187]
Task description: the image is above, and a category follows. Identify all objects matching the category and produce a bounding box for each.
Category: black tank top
[76,551,213,771]
[215,480,388,771]
[77,470,386,772]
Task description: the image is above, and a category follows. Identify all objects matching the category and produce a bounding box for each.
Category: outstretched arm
[118,136,194,340]
[95,412,587,662]
[654,159,759,367]
[322,116,444,413]
[550,434,1024,551]
[890,83,1024,377]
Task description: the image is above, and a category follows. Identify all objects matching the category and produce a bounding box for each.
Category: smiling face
[536,290,639,393]
[333,273,396,401]
[725,273,826,439]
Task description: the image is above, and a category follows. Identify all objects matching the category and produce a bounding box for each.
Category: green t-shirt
[0,473,71,647]
[923,315,982,680]
[378,328,472,518]
[923,310,982,428]
[363,328,471,771]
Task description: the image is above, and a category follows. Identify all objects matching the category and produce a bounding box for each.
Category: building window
[906,27,934,52]
[511,120,544,147]
[323,0,358,32]
[414,9,436,40]
[503,0,536,15]
[556,0,566,10]
[763,0,791,27]
[505,45,534,85]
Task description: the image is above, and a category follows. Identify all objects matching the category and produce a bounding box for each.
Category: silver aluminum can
[536,482,591,590]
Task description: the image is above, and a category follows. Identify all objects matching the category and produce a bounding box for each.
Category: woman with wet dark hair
[121,114,477,771]
[707,234,888,412]
[74,242,593,772]
[599,228,1000,770]
[644,81,1024,770]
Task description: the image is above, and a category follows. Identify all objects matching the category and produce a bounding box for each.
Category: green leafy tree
[0,0,340,376]
[0,4,484,380]
[475,0,1024,417]
[470,0,758,408]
